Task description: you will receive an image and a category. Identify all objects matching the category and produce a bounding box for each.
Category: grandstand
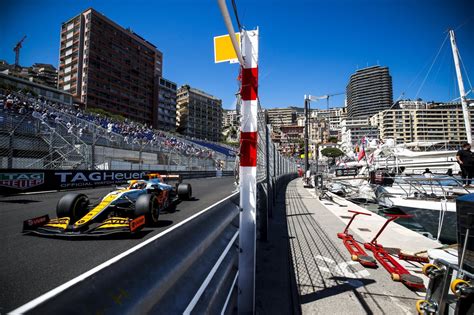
[0,90,235,171]
[188,139,237,157]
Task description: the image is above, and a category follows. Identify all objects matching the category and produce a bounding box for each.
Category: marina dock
[256,178,443,314]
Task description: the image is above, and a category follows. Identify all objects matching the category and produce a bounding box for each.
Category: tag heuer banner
[0,169,147,195]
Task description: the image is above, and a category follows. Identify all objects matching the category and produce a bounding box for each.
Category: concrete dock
[256,178,442,314]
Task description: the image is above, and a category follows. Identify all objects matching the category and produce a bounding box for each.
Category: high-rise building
[346,66,393,118]
[158,77,177,131]
[57,8,163,128]
[176,85,222,142]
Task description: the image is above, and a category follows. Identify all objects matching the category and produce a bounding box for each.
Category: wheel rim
[151,197,159,223]
[72,196,86,221]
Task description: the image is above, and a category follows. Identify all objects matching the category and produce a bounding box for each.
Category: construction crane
[13,35,27,68]
[303,91,345,172]
[309,92,345,110]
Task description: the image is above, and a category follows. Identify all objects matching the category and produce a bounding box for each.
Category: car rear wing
[161,174,182,183]
[146,173,182,183]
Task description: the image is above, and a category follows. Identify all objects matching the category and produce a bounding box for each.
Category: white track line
[183,230,239,314]
[16,190,59,195]
[11,192,239,314]
[221,271,239,315]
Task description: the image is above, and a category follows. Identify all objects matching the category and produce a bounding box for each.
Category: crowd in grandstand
[0,90,218,159]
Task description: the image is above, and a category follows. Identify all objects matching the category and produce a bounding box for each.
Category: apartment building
[176,85,222,142]
[57,8,163,128]
[223,109,239,128]
[30,63,58,88]
[267,107,303,135]
[370,101,474,144]
[158,77,177,131]
[341,117,379,145]
[311,107,346,131]
[346,66,393,118]
[296,115,330,144]
[279,125,304,156]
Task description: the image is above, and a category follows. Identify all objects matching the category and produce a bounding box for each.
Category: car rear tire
[177,183,192,200]
[135,194,159,225]
[56,193,89,224]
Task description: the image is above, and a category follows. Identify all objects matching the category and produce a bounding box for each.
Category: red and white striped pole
[216,1,258,311]
[238,29,258,314]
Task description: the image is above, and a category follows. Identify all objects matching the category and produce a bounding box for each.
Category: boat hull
[379,197,457,243]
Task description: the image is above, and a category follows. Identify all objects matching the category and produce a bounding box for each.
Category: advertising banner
[0,170,147,195]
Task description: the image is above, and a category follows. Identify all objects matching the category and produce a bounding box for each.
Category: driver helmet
[131,181,146,190]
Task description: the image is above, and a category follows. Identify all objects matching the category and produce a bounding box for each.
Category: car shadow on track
[22,229,157,241]
[0,199,41,204]
[152,219,173,228]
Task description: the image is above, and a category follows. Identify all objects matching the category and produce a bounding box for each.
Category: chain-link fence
[256,105,298,182]
[254,105,299,240]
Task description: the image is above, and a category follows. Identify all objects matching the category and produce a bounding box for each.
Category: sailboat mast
[449,29,472,144]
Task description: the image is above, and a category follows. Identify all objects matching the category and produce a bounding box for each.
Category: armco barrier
[0,169,233,195]
[11,172,295,314]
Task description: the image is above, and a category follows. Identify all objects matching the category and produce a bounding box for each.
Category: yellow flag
[214,33,240,64]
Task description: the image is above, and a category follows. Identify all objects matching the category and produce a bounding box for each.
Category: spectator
[456,142,474,186]
[423,168,433,178]
[0,89,227,161]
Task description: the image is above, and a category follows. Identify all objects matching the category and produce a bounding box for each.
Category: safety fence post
[262,123,270,241]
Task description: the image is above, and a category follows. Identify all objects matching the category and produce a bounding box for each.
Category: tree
[321,147,344,165]
[327,136,338,143]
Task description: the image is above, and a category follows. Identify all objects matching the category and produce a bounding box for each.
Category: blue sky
[1,0,473,110]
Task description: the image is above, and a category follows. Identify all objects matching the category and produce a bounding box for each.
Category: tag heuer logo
[0,173,45,190]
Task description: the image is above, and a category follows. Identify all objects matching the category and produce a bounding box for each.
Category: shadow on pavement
[256,179,301,315]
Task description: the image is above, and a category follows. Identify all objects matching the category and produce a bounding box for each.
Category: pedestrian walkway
[256,178,442,314]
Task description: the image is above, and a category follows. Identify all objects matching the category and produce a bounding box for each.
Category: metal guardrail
[11,174,296,314]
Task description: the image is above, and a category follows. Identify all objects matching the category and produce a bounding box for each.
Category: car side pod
[363,214,425,290]
[337,210,377,268]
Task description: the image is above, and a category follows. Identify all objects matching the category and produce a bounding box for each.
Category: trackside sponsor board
[0,169,228,195]
[0,170,146,195]
[54,171,147,188]
[0,172,44,190]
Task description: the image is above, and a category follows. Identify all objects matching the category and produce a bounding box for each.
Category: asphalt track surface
[0,176,236,312]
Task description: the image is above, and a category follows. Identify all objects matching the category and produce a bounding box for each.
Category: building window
[67,23,74,31]
[65,57,72,65]
[66,40,73,48]
[65,48,73,56]
[66,32,73,39]
[63,83,71,90]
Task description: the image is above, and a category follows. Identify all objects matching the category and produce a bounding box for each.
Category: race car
[22,173,192,237]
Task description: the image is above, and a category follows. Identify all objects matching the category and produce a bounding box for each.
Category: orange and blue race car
[22,173,192,237]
